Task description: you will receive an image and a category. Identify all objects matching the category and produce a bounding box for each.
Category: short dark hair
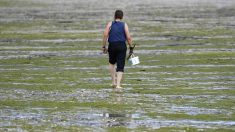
[114,10,123,19]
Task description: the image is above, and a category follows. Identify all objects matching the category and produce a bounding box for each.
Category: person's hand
[129,46,134,54]
[102,46,108,54]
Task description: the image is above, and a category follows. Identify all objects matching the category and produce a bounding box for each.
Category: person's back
[108,21,126,43]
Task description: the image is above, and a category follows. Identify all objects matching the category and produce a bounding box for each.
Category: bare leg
[109,63,116,87]
[116,72,123,88]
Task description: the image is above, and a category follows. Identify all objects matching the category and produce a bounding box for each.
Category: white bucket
[129,54,140,65]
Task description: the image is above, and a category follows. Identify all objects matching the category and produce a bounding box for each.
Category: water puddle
[127,64,235,69]
[135,49,235,55]
[128,119,235,129]
[0,46,50,50]
[164,76,235,81]
[30,38,101,43]
[1,107,235,130]
[0,50,103,59]
[2,29,101,34]
[189,81,235,85]
[170,105,230,115]
[0,88,111,102]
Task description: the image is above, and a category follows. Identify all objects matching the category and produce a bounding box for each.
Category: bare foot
[116,86,122,88]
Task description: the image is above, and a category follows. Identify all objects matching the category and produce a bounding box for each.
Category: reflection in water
[103,113,126,118]
[103,113,129,127]
[103,89,128,127]
[111,88,124,102]
[102,113,142,127]
[101,89,136,127]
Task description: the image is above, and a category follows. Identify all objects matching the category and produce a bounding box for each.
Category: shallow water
[0,0,235,131]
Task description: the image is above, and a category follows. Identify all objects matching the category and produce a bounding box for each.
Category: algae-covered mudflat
[0,0,235,131]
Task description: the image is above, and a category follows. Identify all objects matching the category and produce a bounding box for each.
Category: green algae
[0,32,99,40]
[147,112,234,122]
[0,100,134,112]
[0,0,46,7]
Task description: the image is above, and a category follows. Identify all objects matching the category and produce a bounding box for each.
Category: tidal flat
[0,0,235,131]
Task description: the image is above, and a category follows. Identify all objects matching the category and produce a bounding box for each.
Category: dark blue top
[108,21,126,43]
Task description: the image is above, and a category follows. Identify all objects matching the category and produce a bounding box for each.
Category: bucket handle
[130,54,136,58]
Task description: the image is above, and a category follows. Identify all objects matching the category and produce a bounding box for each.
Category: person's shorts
[108,41,127,72]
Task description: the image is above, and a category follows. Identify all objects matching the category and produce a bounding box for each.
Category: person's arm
[124,23,132,47]
[125,23,134,54]
[102,22,112,52]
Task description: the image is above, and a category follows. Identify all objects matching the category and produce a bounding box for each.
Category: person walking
[102,10,133,88]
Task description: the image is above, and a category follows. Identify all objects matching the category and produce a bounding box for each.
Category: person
[102,10,134,88]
